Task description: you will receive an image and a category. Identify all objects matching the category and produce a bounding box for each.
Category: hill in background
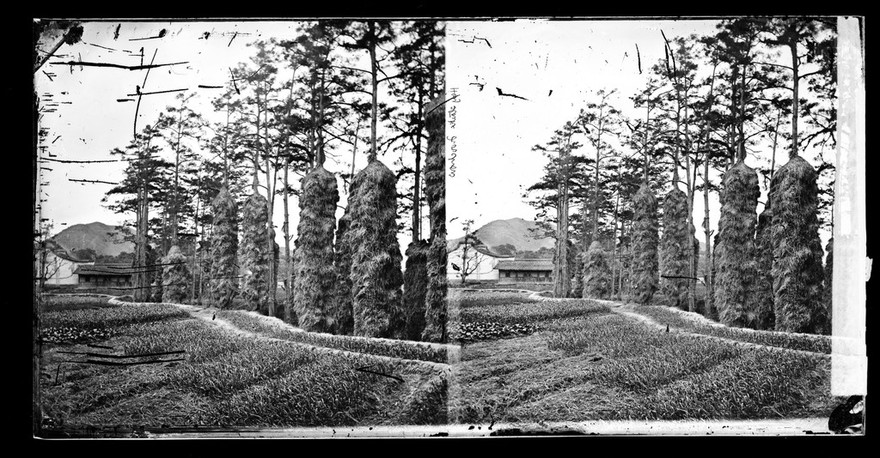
[447,217,555,256]
[51,222,134,259]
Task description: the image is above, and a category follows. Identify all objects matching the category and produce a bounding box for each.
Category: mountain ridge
[448,217,555,254]
[51,222,134,257]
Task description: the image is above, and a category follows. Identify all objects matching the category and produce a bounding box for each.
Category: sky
[36,21,297,232]
[444,19,835,247]
[34,20,425,254]
[34,18,836,253]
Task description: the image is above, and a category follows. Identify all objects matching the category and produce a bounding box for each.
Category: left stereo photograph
[32,19,451,438]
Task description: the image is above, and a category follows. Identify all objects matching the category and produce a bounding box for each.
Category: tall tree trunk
[789,36,799,159]
[770,112,780,179]
[368,22,378,163]
[684,107,696,313]
[412,95,424,242]
[611,181,621,298]
[591,115,603,242]
[191,185,199,302]
[554,178,570,298]
[253,94,262,194]
[171,110,183,247]
[283,161,291,317]
[702,152,714,317]
[263,103,276,317]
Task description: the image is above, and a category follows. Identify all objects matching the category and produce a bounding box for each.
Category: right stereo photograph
[444,17,866,436]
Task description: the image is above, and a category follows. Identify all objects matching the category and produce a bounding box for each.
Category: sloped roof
[496,259,555,271]
[73,263,138,276]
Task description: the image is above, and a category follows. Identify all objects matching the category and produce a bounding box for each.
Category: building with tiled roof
[73,263,137,288]
[496,259,554,283]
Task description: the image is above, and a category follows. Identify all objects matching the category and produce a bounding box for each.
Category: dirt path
[528,295,830,359]
[108,298,453,375]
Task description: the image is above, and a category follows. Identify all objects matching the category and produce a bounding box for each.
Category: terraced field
[448,289,840,424]
[38,295,451,436]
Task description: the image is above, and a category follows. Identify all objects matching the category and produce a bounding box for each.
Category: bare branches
[49,60,188,71]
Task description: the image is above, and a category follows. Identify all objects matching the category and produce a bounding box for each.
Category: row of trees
[528,18,836,334]
[103,21,448,341]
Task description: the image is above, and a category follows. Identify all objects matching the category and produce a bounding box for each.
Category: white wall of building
[446,244,509,282]
[43,251,92,286]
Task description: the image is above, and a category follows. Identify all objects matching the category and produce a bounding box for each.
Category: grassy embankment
[38,295,448,434]
[449,289,837,424]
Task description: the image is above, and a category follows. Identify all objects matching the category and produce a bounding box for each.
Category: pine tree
[292,165,339,332]
[583,240,612,299]
[768,156,827,333]
[753,204,775,329]
[422,95,447,343]
[631,183,659,304]
[715,160,761,328]
[161,245,190,303]
[348,160,405,338]
[659,188,691,309]
[763,18,832,335]
[240,193,272,313]
[403,240,430,340]
[208,187,239,309]
[331,205,355,334]
[823,237,833,335]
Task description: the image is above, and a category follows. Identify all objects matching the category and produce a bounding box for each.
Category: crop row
[451,289,540,308]
[216,310,453,364]
[40,295,113,312]
[43,312,432,428]
[460,299,610,326]
[41,302,189,345]
[457,312,832,422]
[449,321,537,343]
[630,305,832,354]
